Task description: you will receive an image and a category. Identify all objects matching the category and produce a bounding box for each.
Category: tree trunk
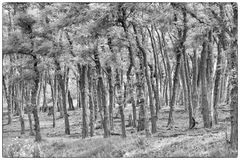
[133,23,157,134]
[212,42,222,125]
[17,83,25,135]
[180,58,188,111]
[106,66,114,131]
[3,75,12,124]
[55,60,70,135]
[182,42,194,129]
[24,84,34,135]
[49,72,57,128]
[93,42,110,138]
[88,65,94,137]
[80,65,88,138]
[31,57,42,141]
[230,3,238,150]
[68,90,74,111]
[167,10,187,127]
[147,26,161,115]
[42,71,48,112]
[200,41,212,128]
[192,49,198,117]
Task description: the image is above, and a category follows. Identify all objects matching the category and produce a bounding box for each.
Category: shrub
[2,138,44,158]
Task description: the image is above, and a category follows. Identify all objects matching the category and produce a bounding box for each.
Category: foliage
[2,138,44,158]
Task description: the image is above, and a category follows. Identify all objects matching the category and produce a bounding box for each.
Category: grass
[2,103,237,158]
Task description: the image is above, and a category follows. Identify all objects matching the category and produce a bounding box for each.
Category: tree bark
[192,49,198,117]
[88,65,94,137]
[133,23,157,133]
[200,41,212,128]
[93,41,110,138]
[229,2,238,150]
[3,75,12,124]
[212,42,222,125]
[55,60,70,135]
[80,65,88,138]
[31,56,42,141]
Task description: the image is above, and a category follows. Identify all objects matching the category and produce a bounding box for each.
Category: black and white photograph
[2,2,238,158]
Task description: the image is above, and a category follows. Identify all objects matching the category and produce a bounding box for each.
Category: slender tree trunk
[92,68,98,121]
[36,74,42,111]
[192,49,198,117]
[206,30,214,125]
[42,71,48,112]
[80,65,88,138]
[49,72,57,128]
[18,83,25,135]
[88,65,94,137]
[212,42,222,125]
[180,58,188,111]
[24,84,34,135]
[182,42,194,129]
[3,75,12,124]
[106,66,114,131]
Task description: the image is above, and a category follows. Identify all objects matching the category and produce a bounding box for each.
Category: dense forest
[2,2,238,158]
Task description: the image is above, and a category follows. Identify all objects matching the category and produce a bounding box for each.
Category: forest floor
[2,102,237,158]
